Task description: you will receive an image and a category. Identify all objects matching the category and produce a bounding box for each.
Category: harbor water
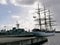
[43,33,60,45]
[0,33,60,45]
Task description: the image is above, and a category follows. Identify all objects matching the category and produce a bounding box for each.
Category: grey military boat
[0,23,34,37]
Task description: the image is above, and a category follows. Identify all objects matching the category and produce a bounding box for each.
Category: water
[43,33,60,45]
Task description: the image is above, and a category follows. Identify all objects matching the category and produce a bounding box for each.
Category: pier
[0,37,48,45]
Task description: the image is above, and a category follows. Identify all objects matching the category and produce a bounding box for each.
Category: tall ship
[32,2,55,37]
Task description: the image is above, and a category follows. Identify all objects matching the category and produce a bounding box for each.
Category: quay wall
[0,37,48,45]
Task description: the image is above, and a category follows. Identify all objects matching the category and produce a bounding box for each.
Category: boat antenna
[16,21,19,29]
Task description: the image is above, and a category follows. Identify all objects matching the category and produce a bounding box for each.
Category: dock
[0,37,48,45]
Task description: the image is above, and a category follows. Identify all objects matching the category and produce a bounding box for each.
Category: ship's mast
[33,0,54,31]
[33,1,55,31]
[37,2,42,30]
[34,1,47,30]
[43,7,48,30]
[48,10,53,30]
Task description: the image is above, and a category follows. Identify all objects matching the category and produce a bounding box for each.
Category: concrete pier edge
[0,37,48,45]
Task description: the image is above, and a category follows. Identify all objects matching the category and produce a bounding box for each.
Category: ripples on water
[43,33,60,45]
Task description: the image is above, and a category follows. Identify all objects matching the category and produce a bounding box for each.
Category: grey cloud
[16,0,37,5]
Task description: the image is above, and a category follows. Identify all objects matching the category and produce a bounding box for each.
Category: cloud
[0,24,17,30]
[0,0,37,6]
[9,0,40,7]
[10,0,36,5]
[11,15,20,20]
[16,0,36,5]
[0,0,42,8]
[10,7,36,30]
[0,0,7,5]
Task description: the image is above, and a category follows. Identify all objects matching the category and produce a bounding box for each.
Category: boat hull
[32,32,55,37]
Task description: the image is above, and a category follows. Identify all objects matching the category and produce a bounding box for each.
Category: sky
[0,0,60,31]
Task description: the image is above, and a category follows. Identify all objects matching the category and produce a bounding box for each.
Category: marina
[0,1,55,37]
[0,0,58,45]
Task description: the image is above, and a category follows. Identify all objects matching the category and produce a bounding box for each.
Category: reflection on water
[43,33,60,45]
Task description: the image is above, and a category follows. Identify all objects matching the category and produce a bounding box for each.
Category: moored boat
[32,1,55,37]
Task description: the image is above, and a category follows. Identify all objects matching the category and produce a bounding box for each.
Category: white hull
[32,32,55,37]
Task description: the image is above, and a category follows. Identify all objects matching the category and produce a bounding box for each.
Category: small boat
[32,2,55,37]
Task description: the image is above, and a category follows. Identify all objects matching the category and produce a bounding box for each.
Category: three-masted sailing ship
[32,2,55,37]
